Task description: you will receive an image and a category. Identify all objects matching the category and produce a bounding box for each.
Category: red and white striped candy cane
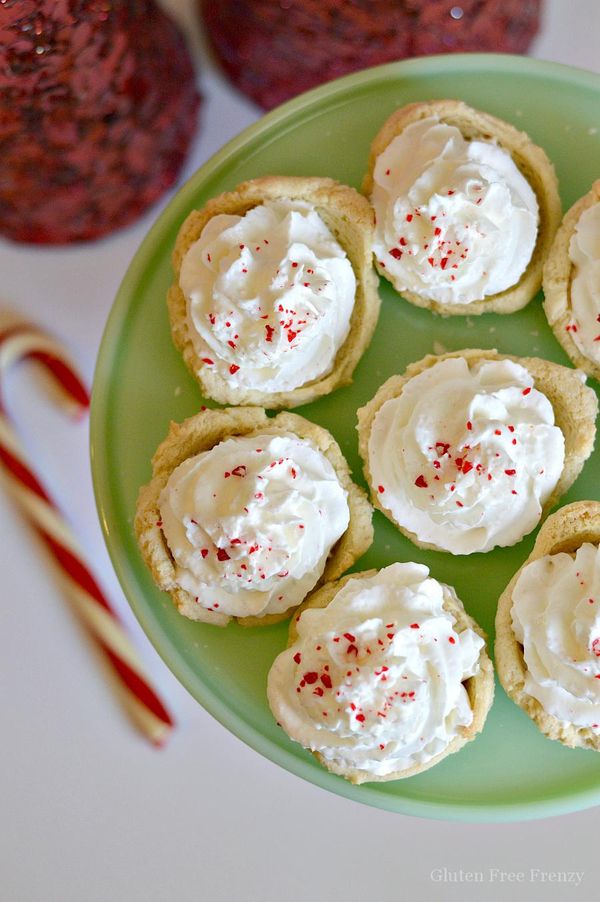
[0,324,174,746]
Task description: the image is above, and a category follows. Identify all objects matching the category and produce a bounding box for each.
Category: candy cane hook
[0,324,174,746]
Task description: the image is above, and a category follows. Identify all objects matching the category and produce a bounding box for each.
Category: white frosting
[568,202,600,365]
[367,357,564,555]
[158,433,349,618]
[267,562,484,777]
[179,199,356,392]
[371,117,539,305]
[511,544,600,730]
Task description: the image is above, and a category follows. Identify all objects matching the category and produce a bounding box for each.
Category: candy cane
[0,324,174,746]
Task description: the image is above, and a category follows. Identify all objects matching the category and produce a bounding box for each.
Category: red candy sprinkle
[304,672,318,684]
[229,364,240,375]
[216,548,230,561]
[414,475,428,488]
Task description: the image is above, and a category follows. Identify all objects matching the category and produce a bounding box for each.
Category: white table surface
[2,2,600,900]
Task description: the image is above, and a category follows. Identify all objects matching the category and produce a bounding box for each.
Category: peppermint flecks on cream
[567,202,600,365]
[371,117,539,305]
[511,543,600,730]
[267,563,484,777]
[179,199,356,392]
[367,357,565,554]
[158,433,349,618]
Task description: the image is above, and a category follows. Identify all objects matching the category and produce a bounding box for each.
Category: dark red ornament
[0,0,200,243]
[201,0,542,110]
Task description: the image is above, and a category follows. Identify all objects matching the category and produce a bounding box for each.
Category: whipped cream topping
[371,117,539,305]
[179,199,356,392]
[512,543,600,729]
[158,432,349,618]
[367,357,564,554]
[568,202,600,365]
[267,562,484,777]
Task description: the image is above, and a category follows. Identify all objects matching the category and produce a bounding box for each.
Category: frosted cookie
[495,502,600,751]
[135,407,373,627]
[168,176,380,408]
[357,349,597,555]
[363,100,561,315]
[267,562,494,783]
[543,180,600,381]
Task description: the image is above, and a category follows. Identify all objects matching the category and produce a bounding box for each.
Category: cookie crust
[356,348,598,553]
[543,180,600,381]
[135,407,374,627]
[168,176,380,408]
[495,501,600,751]
[363,99,561,316]
[281,568,494,783]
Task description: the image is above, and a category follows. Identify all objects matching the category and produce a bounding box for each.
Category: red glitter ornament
[0,0,200,243]
[200,0,541,110]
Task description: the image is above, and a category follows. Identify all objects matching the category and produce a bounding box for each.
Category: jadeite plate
[91,55,600,821]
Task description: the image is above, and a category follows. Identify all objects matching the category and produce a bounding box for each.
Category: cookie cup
[356,348,597,553]
[272,568,494,784]
[495,501,600,751]
[543,180,600,381]
[363,99,561,316]
[168,175,380,408]
[135,407,373,627]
